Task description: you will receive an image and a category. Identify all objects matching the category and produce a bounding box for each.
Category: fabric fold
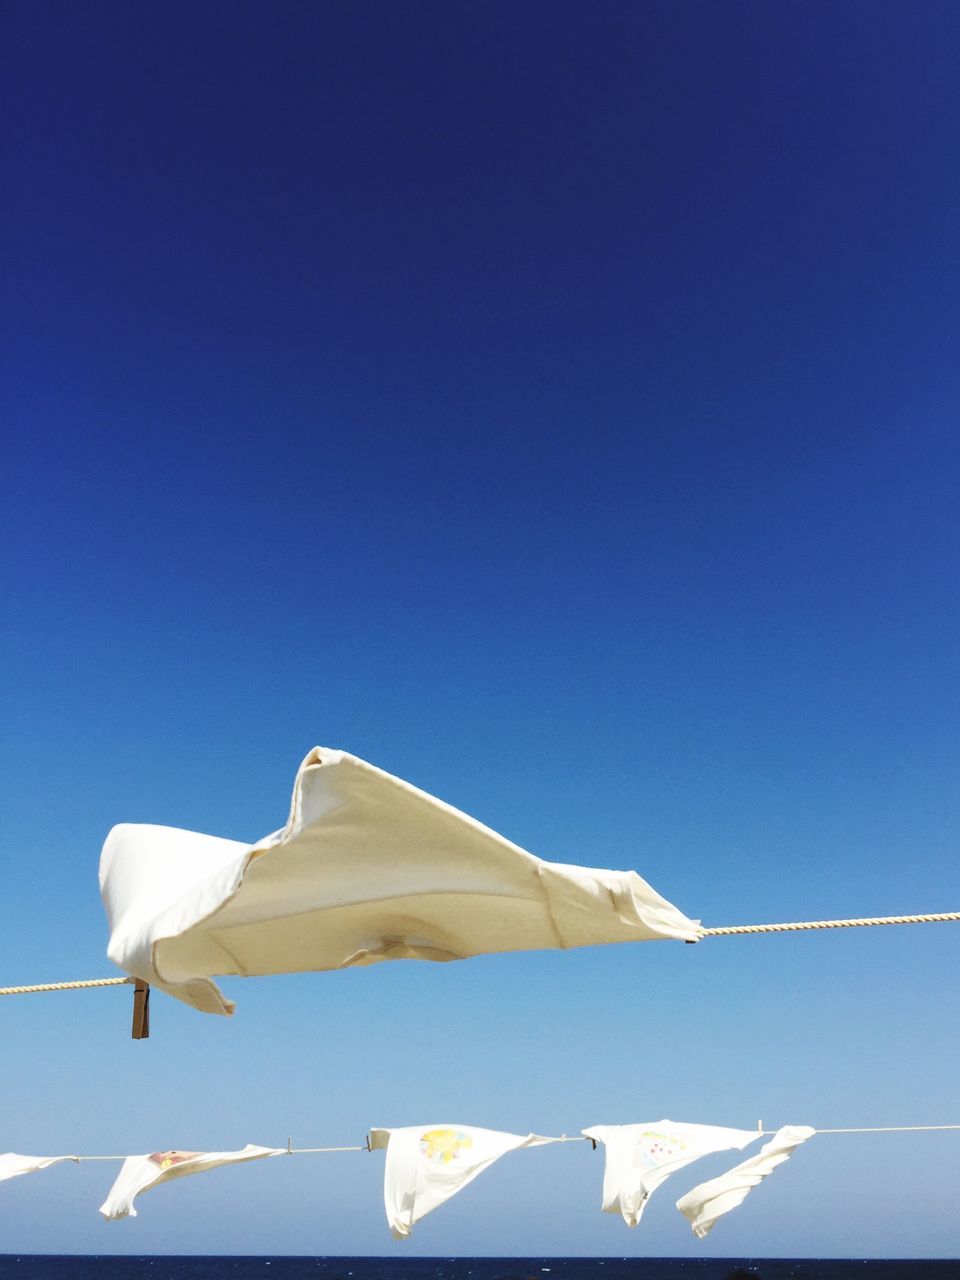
[370,1124,552,1239]
[0,1153,71,1183]
[582,1121,758,1227]
[101,747,699,1014]
[99,1144,282,1220]
[676,1124,815,1237]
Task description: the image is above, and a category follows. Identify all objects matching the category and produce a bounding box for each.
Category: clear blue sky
[2,0,959,1259]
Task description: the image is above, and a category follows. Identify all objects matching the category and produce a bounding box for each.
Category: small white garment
[370,1124,552,1239]
[99,1144,282,1220]
[582,1121,758,1227]
[676,1124,815,1237]
[0,1153,71,1183]
[101,747,699,1014]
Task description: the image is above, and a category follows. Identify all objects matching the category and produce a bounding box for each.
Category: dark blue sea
[1,1259,957,1280]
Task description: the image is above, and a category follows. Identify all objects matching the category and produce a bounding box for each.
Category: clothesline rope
[288,1152,366,1162]
[2,910,958,999]
[698,911,960,937]
[800,1124,960,1135]
[67,1145,372,1162]
[0,977,132,996]
[33,1124,960,1162]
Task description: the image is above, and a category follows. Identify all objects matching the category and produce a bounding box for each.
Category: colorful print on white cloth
[634,1129,689,1167]
[148,1150,203,1170]
[419,1129,474,1164]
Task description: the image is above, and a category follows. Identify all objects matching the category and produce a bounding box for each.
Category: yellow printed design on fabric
[419,1129,474,1164]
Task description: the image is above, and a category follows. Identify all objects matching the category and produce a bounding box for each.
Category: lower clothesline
[46,1122,960,1162]
[9,1120,960,1240]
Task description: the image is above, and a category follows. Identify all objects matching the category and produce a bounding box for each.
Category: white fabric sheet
[0,1153,71,1183]
[369,1124,551,1239]
[99,1144,282,1220]
[676,1124,815,1237]
[101,747,699,1014]
[582,1121,758,1227]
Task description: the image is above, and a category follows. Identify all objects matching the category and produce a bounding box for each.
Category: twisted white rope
[699,911,960,937]
[0,976,133,996]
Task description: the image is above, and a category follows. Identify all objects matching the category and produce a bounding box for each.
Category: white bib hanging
[582,1121,758,1227]
[676,1124,815,1237]
[370,1124,552,1239]
[99,1144,282,1220]
[101,747,699,1014]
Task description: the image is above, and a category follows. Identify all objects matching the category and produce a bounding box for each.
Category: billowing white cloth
[99,1144,282,1220]
[101,747,699,1014]
[676,1124,815,1237]
[0,1153,71,1183]
[582,1121,758,1227]
[370,1124,551,1239]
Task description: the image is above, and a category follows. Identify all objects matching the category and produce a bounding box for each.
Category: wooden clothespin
[589,1138,597,1151]
[287,1137,293,1155]
[131,979,150,1039]
[364,1134,372,1152]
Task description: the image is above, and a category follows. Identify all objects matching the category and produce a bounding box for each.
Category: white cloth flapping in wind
[100,747,698,1015]
[0,1154,71,1183]
[582,1121,758,1227]
[369,1125,552,1239]
[99,1144,282,1220]
[676,1124,815,1237]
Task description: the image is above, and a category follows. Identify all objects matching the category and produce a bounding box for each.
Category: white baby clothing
[0,1153,70,1183]
[582,1121,758,1227]
[676,1124,815,1237]
[370,1124,551,1239]
[99,1143,281,1219]
[101,747,699,1014]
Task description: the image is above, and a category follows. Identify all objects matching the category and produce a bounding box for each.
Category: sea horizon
[3,1255,960,1261]
[1,1253,958,1279]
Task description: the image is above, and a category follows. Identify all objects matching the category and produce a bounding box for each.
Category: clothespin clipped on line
[364,1134,372,1152]
[131,980,150,1040]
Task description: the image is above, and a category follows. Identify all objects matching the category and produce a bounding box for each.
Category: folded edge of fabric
[676,1124,816,1238]
[0,1154,72,1183]
[99,1144,283,1221]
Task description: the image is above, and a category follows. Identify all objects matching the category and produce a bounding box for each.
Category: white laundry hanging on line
[676,1124,815,1237]
[99,1144,282,1220]
[100,746,699,1015]
[582,1121,758,1227]
[0,1153,72,1183]
[369,1124,553,1239]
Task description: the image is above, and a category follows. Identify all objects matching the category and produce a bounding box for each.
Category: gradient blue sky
[2,0,959,1259]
